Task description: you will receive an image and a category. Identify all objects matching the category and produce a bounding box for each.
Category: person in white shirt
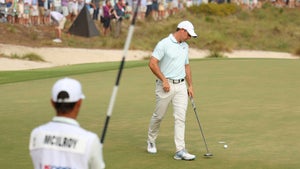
[50,11,66,42]
[29,77,105,169]
[146,20,197,161]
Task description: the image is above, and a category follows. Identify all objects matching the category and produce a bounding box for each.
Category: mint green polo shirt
[152,34,189,80]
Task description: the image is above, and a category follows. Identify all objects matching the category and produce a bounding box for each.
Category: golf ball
[224,144,228,148]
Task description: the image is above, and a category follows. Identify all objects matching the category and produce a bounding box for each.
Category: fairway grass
[0,59,299,169]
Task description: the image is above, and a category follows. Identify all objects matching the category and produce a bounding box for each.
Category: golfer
[147,20,197,160]
[29,77,105,169]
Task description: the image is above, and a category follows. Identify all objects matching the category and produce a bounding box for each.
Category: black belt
[168,79,185,84]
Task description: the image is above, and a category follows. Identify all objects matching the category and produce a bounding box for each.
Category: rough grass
[0,4,300,54]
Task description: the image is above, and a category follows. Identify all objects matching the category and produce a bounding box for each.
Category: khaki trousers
[148,79,188,152]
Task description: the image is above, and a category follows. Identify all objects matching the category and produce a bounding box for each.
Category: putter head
[204,153,213,157]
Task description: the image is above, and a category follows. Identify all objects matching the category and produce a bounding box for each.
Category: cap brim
[188,30,197,38]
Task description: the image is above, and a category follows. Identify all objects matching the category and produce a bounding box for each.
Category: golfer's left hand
[187,87,194,98]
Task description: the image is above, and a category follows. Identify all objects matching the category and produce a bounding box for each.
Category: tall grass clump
[187,3,240,16]
[294,47,300,57]
[7,25,17,33]
[29,29,39,40]
[206,50,227,58]
[2,53,45,62]
[204,40,232,52]
[22,53,45,61]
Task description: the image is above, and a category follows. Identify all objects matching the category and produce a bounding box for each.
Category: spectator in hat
[113,0,125,38]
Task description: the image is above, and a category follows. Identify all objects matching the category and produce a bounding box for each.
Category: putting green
[0,59,299,169]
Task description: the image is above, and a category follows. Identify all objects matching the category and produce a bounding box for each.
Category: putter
[189,97,213,157]
[100,0,141,144]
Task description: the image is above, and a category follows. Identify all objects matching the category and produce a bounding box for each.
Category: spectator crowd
[0,0,299,36]
[0,0,187,25]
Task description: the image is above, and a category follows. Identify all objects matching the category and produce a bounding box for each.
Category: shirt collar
[169,34,178,43]
[52,116,80,126]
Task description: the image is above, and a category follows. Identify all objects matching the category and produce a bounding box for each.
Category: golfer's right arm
[149,56,170,92]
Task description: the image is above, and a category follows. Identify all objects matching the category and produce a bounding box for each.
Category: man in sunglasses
[146,20,198,160]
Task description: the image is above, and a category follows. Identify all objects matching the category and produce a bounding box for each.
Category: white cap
[51,78,85,103]
[177,20,197,38]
